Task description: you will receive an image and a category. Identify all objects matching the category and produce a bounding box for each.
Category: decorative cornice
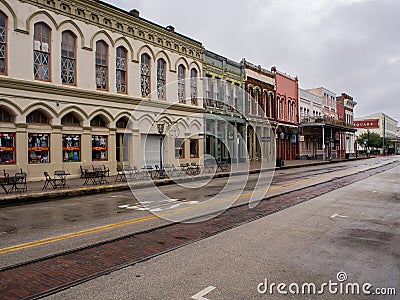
[20,0,203,59]
[0,77,204,114]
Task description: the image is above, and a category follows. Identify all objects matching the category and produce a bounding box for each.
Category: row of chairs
[116,165,153,181]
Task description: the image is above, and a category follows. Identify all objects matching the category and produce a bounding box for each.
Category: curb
[0,157,372,206]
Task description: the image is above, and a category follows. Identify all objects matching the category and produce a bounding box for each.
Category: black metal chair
[13,172,27,193]
[43,172,57,189]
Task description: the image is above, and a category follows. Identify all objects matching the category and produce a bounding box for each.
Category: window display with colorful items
[62,134,81,162]
[28,133,50,164]
[92,135,107,161]
[0,133,15,165]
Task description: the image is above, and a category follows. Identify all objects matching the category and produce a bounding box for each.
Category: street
[42,157,399,299]
[0,157,399,299]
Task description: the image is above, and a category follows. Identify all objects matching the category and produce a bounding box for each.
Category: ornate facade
[203,50,246,163]
[242,60,276,162]
[0,0,204,179]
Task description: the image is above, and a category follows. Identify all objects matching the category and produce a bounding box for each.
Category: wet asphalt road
[44,158,400,300]
[0,157,398,269]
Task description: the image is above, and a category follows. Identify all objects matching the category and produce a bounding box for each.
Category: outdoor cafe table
[54,170,70,188]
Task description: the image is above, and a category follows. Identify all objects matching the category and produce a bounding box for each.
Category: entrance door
[141,134,160,167]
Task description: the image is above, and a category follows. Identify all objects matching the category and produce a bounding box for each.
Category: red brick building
[272,67,299,161]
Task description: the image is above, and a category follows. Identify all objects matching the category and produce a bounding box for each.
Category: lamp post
[157,122,165,179]
[280,132,285,166]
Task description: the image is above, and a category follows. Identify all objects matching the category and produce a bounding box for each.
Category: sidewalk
[0,157,368,205]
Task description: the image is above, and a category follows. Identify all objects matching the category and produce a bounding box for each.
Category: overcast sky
[106,0,400,121]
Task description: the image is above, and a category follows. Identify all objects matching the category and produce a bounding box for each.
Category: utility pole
[382,115,386,155]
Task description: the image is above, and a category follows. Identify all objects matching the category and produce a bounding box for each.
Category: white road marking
[191,286,216,300]
[330,213,347,219]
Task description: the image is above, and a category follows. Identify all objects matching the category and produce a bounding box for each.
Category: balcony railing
[301,116,354,128]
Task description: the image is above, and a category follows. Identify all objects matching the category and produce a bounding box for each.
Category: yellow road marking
[0,163,377,255]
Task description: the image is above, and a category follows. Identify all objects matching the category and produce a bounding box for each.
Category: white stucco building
[0,0,205,180]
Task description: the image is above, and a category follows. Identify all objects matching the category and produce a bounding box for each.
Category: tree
[356,131,383,149]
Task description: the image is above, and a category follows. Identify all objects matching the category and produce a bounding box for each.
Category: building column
[322,126,325,161]
[108,128,117,175]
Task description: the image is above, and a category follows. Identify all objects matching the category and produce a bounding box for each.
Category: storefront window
[92,135,107,161]
[0,133,15,164]
[190,139,199,158]
[62,134,81,162]
[175,138,184,159]
[28,133,50,164]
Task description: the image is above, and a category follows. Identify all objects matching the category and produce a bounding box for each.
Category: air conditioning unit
[34,40,41,51]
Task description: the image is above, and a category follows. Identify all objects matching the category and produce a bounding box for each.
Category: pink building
[272,67,299,161]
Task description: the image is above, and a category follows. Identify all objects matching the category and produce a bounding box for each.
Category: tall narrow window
[233,84,239,112]
[141,53,151,97]
[248,87,253,115]
[157,58,166,99]
[190,68,198,105]
[61,31,76,85]
[116,46,127,93]
[205,75,212,107]
[0,13,6,74]
[34,23,51,81]
[178,64,185,103]
[226,81,232,111]
[96,41,108,90]
[215,78,221,108]
[268,94,272,118]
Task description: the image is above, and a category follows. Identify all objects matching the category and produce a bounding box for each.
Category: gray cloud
[106,0,400,121]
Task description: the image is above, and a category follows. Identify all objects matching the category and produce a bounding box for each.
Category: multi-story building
[336,93,357,157]
[0,0,204,179]
[242,60,275,162]
[203,50,246,163]
[302,87,356,160]
[355,112,398,154]
[307,87,337,118]
[298,88,324,159]
[271,67,299,161]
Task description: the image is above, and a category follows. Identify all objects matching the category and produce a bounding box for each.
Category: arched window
[190,68,198,105]
[34,23,51,81]
[90,115,107,127]
[0,12,7,74]
[95,40,108,90]
[268,93,273,118]
[116,46,127,93]
[177,64,185,103]
[292,102,296,122]
[157,58,166,99]
[26,110,49,124]
[61,113,80,126]
[0,107,12,122]
[263,92,268,117]
[61,31,76,85]
[141,53,151,97]
[116,117,128,129]
[288,101,291,121]
[247,87,253,116]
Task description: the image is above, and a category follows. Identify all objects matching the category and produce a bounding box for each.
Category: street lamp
[157,122,165,179]
[279,132,285,167]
